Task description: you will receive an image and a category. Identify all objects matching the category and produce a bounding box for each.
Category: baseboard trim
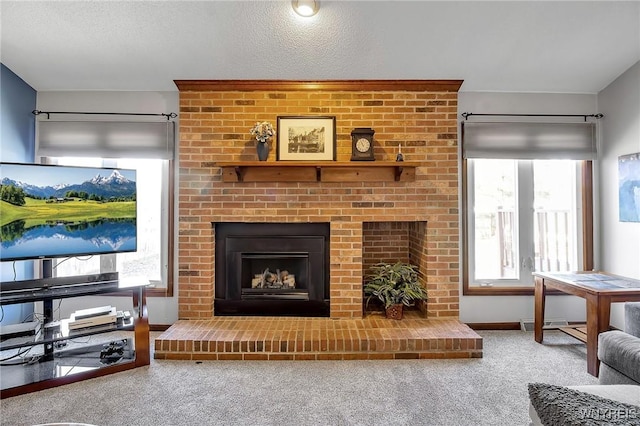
[149,324,171,332]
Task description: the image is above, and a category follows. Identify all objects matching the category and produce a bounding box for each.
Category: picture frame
[276,116,336,161]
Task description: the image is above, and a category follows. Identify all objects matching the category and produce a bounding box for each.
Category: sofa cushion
[600,363,640,386]
[598,330,640,384]
[528,383,640,425]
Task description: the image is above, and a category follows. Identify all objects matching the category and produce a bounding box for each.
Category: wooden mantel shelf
[216,161,420,183]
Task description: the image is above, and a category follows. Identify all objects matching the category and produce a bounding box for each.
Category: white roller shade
[37,121,175,159]
[462,121,597,160]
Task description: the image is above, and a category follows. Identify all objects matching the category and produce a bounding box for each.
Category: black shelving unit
[0,277,149,398]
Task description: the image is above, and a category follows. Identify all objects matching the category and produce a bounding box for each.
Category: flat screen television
[0,162,137,262]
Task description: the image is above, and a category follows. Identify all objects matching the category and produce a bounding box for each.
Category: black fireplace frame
[214,222,330,317]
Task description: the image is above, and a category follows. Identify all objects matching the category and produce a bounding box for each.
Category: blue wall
[1,63,37,324]
[1,64,36,162]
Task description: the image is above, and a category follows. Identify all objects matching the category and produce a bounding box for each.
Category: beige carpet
[1,330,597,426]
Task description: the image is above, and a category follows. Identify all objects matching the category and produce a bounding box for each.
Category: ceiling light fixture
[292,0,319,17]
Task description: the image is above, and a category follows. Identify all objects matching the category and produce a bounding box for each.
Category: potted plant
[364,262,427,320]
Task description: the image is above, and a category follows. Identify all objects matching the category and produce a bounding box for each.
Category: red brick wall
[177,83,459,319]
[363,222,411,273]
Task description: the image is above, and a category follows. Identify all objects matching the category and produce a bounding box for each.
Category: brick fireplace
[176,80,462,320]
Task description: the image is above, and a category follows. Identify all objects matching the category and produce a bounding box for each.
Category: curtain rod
[461,112,603,122]
[32,110,178,120]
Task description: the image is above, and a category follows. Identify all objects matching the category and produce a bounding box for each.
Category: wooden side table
[533,271,640,377]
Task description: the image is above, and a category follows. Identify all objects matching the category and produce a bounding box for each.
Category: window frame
[462,160,593,296]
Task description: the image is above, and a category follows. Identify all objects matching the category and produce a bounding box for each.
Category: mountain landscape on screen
[1,170,135,200]
[0,163,137,261]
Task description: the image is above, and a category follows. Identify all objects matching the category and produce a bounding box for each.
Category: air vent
[520,318,568,332]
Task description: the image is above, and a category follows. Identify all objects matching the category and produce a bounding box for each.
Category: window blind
[37,121,175,159]
[462,121,596,160]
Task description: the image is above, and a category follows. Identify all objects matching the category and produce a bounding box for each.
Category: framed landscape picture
[276,116,336,161]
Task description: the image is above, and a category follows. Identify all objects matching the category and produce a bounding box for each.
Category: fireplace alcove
[214,223,330,317]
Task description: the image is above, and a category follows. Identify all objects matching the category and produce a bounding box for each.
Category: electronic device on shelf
[68,306,117,330]
[0,272,119,294]
[72,305,114,320]
[0,321,40,341]
[116,310,132,325]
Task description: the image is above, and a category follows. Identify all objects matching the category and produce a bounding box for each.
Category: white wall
[458,91,598,323]
[597,60,640,329]
[36,91,180,325]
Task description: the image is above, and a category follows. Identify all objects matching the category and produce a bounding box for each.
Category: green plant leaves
[363,262,427,309]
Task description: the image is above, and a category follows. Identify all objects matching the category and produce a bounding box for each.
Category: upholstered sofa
[529,302,640,425]
[598,302,640,385]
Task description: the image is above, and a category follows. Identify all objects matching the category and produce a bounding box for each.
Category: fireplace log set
[251,268,296,289]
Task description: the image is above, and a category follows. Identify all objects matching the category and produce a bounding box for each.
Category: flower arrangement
[250,121,275,143]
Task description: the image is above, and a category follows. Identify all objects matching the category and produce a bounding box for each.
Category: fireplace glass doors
[214,223,330,317]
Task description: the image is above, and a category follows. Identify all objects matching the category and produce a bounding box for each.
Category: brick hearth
[155,312,482,361]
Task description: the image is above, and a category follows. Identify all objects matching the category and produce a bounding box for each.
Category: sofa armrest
[598,330,640,384]
[626,302,640,338]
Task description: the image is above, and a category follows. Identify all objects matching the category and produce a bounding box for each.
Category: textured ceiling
[1,1,639,93]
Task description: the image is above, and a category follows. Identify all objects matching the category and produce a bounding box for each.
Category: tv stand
[0,276,149,398]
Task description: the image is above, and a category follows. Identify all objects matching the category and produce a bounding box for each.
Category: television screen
[0,162,137,262]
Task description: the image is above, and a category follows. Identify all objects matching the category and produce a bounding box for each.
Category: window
[49,157,173,294]
[461,120,595,294]
[35,118,176,296]
[467,159,583,287]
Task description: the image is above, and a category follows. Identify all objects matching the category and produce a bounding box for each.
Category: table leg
[585,294,611,377]
[534,276,546,343]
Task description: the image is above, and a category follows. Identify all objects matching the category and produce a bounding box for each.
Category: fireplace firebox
[214,223,330,316]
